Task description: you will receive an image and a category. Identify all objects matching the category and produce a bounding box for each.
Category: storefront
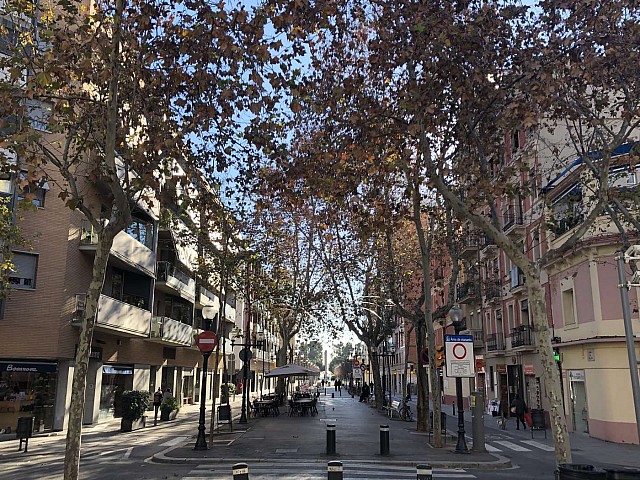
[182,368,194,405]
[99,364,133,420]
[0,360,58,432]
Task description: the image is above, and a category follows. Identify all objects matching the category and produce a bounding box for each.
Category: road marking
[494,440,531,451]
[159,436,190,447]
[123,447,133,459]
[521,440,555,451]
[485,443,502,452]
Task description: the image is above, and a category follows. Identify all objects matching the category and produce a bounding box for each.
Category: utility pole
[616,247,640,444]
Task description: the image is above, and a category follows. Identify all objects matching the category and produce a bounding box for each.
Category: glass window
[9,252,37,289]
[125,216,154,249]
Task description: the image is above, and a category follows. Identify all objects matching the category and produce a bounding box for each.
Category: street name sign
[445,335,475,378]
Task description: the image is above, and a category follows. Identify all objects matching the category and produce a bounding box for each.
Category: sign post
[194,331,218,450]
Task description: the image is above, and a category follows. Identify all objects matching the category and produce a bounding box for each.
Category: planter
[121,416,146,432]
[160,409,178,421]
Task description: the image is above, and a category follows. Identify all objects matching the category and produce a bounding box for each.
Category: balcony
[196,285,218,308]
[156,261,196,303]
[470,329,484,348]
[480,234,497,258]
[485,279,502,303]
[456,281,479,304]
[460,234,480,260]
[149,316,193,347]
[511,324,534,348]
[79,221,156,277]
[486,333,505,352]
[502,211,525,237]
[72,294,151,337]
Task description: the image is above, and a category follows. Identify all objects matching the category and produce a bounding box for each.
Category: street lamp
[378,340,396,406]
[194,306,218,451]
[449,304,469,454]
[232,329,265,423]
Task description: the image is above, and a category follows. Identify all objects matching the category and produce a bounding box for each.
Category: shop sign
[475,358,485,370]
[75,345,103,361]
[569,370,585,381]
[0,361,57,373]
[103,365,133,375]
[496,364,507,374]
[524,364,535,375]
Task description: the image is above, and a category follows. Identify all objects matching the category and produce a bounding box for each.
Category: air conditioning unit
[74,293,87,320]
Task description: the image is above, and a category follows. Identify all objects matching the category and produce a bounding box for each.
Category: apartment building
[451,127,640,444]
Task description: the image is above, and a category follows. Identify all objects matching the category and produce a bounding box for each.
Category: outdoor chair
[288,400,300,416]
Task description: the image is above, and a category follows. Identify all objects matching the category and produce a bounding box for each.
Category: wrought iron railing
[511,325,534,347]
[486,333,505,351]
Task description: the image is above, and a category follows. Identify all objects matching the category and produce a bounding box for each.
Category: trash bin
[557,464,605,480]
[605,468,640,480]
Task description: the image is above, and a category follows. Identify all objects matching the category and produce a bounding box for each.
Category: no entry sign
[445,335,474,378]
[195,331,218,353]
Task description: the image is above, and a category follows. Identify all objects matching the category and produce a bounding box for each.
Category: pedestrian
[406,382,412,401]
[359,383,370,402]
[510,394,528,430]
[337,379,342,395]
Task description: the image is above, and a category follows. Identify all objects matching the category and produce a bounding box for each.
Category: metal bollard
[452,401,456,416]
[328,460,343,480]
[332,392,334,398]
[471,391,485,452]
[416,464,432,480]
[326,424,336,455]
[232,462,249,480]
[380,424,390,456]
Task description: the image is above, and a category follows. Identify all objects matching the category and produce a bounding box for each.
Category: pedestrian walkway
[154,393,509,469]
[180,462,478,479]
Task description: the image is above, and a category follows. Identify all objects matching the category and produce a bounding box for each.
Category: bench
[382,400,402,419]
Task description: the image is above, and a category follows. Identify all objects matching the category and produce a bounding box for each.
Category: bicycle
[398,401,413,422]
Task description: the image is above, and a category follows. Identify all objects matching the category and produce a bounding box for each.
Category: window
[562,288,576,326]
[511,130,520,153]
[0,18,19,56]
[9,252,38,289]
[25,100,52,132]
[496,310,503,334]
[520,299,529,325]
[533,229,541,261]
[125,215,154,249]
[485,312,492,334]
[489,366,495,392]
[508,304,515,331]
[627,171,637,185]
[17,185,47,207]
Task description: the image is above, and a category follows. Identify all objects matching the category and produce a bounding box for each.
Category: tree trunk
[525,267,572,465]
[63,228,116,480]
[415,321,429,432]
[370,351,383,409]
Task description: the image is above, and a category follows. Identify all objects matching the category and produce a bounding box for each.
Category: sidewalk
[152,392,511,469]
[0,395,245,443]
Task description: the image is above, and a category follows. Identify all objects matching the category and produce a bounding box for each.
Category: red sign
[353,360,360,367]
[195,331,218,353]
[475,358,485,370]
[524,364,535,376]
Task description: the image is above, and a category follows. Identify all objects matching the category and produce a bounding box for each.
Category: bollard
[326,424,336,455]
[332,392,334,398]
[328,460,343,480]
[232,462,249,480]
[380,424,390,456]
[471,391,486,453]
[416,464,432,480]
[452,401,456,416]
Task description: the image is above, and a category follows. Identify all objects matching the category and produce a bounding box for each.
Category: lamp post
[194,306,218,451]
[232,329,265,424]
[378,340,396,406]
[449,304,469,454]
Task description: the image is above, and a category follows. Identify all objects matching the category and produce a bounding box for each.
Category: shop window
[9,251,38,289]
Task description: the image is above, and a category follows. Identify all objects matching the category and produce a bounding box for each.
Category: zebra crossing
[480,435,555,453]
[180,462,477,479]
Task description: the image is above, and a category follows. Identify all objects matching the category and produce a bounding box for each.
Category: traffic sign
[444,335,474,378]
[353,360,360,367]
[239,348,253,362]
[420,347,429,365]
[195,331,218,353]
[360,364,366,372]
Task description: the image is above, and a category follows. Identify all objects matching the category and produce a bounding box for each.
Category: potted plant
[120,390,150,432]
[160,395,180,421]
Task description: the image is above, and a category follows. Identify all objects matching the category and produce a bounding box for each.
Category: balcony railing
[486,333,505,352]
[456,281,479,303]
[470,329,484,348]
[511,324,534,348]
[199,285,217,303]
[485,279,502,300]
[80,220,99,245]
[503,212,524,232]
[158,261,192,285]
[150,316,193,346]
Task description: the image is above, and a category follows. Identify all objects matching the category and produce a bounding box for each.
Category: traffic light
[435,345,445,368]
[553,348,561,363]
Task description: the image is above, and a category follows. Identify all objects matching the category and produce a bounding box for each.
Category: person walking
[510,394,528,430]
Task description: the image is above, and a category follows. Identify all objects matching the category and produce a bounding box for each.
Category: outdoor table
[294,398,315,416]
[255,400,278,416]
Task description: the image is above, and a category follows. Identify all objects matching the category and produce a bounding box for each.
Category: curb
[150,443,512,470]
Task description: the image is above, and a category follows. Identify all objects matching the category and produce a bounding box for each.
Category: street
[0,396,637,479]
